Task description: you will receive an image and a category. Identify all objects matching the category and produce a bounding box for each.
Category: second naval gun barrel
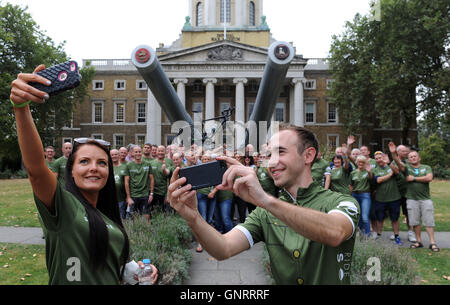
[131,45,193,126]
[245,41,295,149]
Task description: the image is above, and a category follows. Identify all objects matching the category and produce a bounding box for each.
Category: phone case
[179,160,228,190]
[29,61,81,95]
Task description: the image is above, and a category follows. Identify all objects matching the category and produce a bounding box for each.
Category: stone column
[292,78,305,127]
[174,78,188,108]
[233,77,247,150]
[203,78,217,132]
[147,89,161,145]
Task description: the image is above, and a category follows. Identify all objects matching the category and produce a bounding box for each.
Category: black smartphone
[178,160,228,190]
[29,61,81,95]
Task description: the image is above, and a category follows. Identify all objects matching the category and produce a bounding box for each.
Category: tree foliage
[0,3,94,170]
[328,0,449,145]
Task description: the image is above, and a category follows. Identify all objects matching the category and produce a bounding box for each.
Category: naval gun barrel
[245,41,295,149]
[131,45,193,126]
[249,41,295,124]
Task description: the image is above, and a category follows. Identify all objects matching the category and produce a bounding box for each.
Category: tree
[328,0,449,146]
[0,3,94,170]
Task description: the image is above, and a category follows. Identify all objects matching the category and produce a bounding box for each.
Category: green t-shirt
[34,183,126,285]
[327,167,352,195]
[238,182,360,285]
[405,164,432,200]
[50,156,68,186]
[149,159,170,196]
[392,160,409,197]
[350,169,371,193]
[311,158,329,186]
[216,190,233,203]
[45,160,54,169]
[372,165,401,202]
[256,167,277,197]
[114,163,128,202]
[197,186,213,196]
[125,161,152,198]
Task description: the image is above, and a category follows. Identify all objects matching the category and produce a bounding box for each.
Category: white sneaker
[390,234,395,240]
[408,230,417,242]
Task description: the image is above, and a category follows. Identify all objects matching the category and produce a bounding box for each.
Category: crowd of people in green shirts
[45,135,439,254]
[310,136,439,251]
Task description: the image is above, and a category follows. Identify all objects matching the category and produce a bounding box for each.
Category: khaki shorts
[406,199,435,227]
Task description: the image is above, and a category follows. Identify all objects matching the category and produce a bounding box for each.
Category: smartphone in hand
[178,160,228,190]
[29,61,81,96]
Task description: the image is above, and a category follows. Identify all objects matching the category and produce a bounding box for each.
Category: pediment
[158,41,274,64]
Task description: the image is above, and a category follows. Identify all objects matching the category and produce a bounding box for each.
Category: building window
[326,79,334,90]
[193,80,204,93]
[114,102,125,123]
[220,102,231,115]
[136,134,146,146]
[196,2,203,26]
[327,102,338,123]
[219,84,231,93]
[62,138,72,145]
[304,80,316,90]
[92,102,103,123]
[114,134,125,149]
[247,102,255,120]
[63,112,74,128]
[249,1,255,26]
[136,80,147,90]
[248,80,259,93]
[93,80,104,91]
[275,102,286,122]
[220,0,231,23]
[114,80,126,90]
[305,102,315,123]
[327,134,339,152]
[137,102,146,123]
[92,134,103,140]
[192,101,203,114]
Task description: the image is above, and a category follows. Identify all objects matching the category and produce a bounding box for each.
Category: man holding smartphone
[168,124,360,285]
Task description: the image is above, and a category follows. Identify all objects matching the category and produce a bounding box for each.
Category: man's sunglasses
[74,137,111,148]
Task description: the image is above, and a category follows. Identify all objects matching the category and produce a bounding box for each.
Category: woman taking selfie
[10,65,157,285]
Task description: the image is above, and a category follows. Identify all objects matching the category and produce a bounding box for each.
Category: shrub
[123,212,193,285]
[261,236,421,285]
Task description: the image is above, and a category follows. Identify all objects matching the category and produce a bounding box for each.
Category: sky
[4,0,373,66]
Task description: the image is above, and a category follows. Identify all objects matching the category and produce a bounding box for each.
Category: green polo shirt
[50,156,68,186]
[372,165,401,202]
[238,182,360,285]
[114,163,128,202]
[328,167,352,195]
[350,169,371,193]
[125,160,153,198]
[216,190,234,203]
[405,164,432,200]
[311,158,329,186]
[34,183,126,285]
[149,159,170,196]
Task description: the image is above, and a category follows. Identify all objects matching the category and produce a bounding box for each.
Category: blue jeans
[214,199,233,234]
[352,192,371,235]
[118,201,127,219]
[197,193,216,225]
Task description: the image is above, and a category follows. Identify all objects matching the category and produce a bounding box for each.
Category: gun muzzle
[131,45,194,126]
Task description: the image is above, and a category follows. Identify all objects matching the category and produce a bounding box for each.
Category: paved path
[1,226,450,285]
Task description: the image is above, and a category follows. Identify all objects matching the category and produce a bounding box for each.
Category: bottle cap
[142,259,151,264]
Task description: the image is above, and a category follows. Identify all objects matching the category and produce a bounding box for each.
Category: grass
[405,248,450,285]
[0,243,48,285]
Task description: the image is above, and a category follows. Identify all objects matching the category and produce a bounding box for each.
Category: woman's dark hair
[65,140,129,279]
[332,154,344,165]
[244,155,255,166]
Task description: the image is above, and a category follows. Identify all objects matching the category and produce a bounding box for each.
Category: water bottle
[138,259,153,285]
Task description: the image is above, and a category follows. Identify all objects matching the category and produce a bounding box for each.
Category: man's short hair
[45,146,55,151]
[279,123,319,162]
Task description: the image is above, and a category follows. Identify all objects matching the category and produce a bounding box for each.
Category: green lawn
[405,248,450,285]
[0,243,48,285]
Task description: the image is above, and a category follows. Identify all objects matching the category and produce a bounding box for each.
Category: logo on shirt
[336,201,359,217]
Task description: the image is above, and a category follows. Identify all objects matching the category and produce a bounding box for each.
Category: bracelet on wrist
[10,99,31,108]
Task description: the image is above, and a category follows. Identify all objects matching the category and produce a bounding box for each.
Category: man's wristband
[150,193,154,196]
[413,177,416,182]
[10,99,31,108]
